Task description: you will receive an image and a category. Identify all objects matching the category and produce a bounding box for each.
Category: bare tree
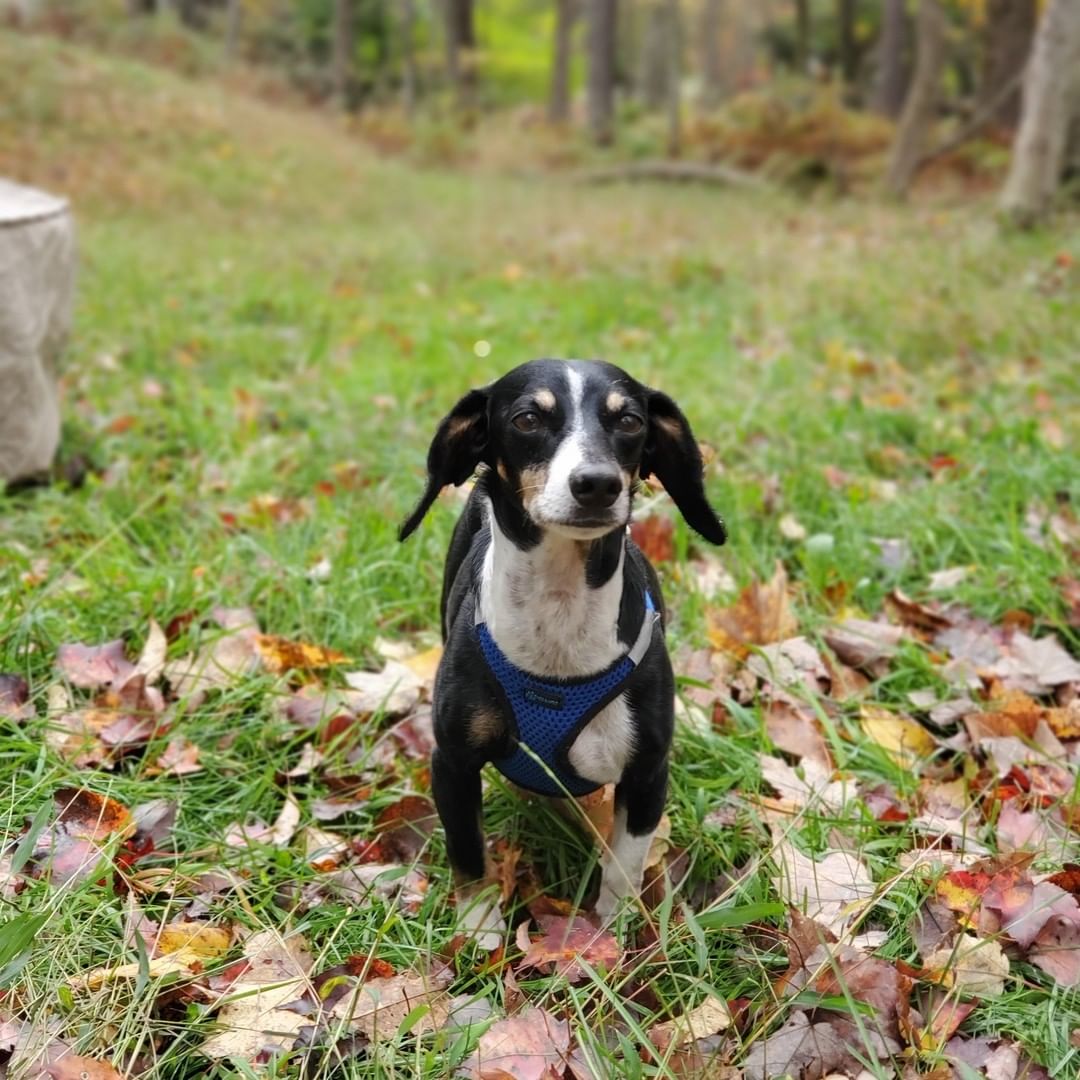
[549,0,580,124]
[836,0,857,84]
[794,0,810,73]
[700,0,725,106]
[978,0,1037,129]
[885,0,946,197]
[587,0,618,145]
[224,0,243,60]
[665,0,682,155]
[640,0,669,109]
[1001,0,1080,225]
[332,0,354,109]
[444,0,476,107]
[870,0,909,117]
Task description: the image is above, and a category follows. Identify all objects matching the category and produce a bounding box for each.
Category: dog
[399,359,726,946]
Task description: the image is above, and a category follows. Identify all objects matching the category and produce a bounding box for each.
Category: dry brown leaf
[164,606,261,707]
[706,561,798,658]
[201,930,313,1060]
[132,619,168,684]
[758,753,850,811]
[0,674,34,722]
[743,1010,847,1080]
[649,995,731,1052]
[823,618,904,669]
[764,701,832,768]
[630,514,676,563]
[150,735,202,777]
[400,645,443,688]
[328,966,453,1039]
[374,794,438,862]
[517,915,621,982]
[55,640,135,690]
[33,788,133,886]
[772,835,875,935]
[343,661,423,716]
[924,934,1009,997]
[460,1006,570,1080]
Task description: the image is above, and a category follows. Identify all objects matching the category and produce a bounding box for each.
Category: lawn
[1,29,1080,1080]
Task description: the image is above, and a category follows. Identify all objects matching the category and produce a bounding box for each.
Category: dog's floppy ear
[641,390,727,545]
[398,388,490,541]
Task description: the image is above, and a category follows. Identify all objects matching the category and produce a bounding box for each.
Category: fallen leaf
[460,1006,570,1080]
[518,915,621,982]
[772,836,875,935]
[823,619,904,669]
[343,661,423,716]
[33,788,133,886]
[649,994,731,1052]
[400,645,443,688]
[706,561,798,659]
[201,930,314,1059]
[305,863,427,911]
[988,632,1080,695]
[631,514,676,563]
[132,619,168,684]
[373,795,437,862]
[254,634,349,674]
[0,674,34,722]
[163,607,261,707]
[157,921,233,959]
[909,898,958,959]
[764,701,832,768]
[886,589,952,634]
[779,513,807,542]
[44,1055,123,1079]
[56,640,135,690]
[746,636,829,696]
[325,966,453,1039]
[150,735,203,777]
[743,1010,847,1080]
[925,933,1009,997]
[995,802,1048,854]
[929,567,970,593]
[860,706,936,767]
[758,754,850,811]
[1030,913,1080,987]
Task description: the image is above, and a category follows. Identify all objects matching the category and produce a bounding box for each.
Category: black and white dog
[399,359,726,945]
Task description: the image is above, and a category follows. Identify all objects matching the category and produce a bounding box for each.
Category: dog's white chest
[478,515,637,784]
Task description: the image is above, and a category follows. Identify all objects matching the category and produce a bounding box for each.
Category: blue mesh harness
[474,592,659,797]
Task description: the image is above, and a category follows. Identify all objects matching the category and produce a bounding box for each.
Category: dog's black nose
[569,466,622,510]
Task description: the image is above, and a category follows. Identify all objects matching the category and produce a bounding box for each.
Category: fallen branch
[914,71,1023,175]
[574,159,768,190]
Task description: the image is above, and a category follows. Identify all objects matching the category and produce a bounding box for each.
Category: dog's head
[398,359,726,545]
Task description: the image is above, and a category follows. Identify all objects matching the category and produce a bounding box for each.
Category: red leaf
[630,514,675,563]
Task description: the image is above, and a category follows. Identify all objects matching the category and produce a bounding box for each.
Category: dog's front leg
[432,746,506,950]
[596,759,668,920]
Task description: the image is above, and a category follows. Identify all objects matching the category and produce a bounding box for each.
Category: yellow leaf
[255,635,349,674]
[401,645,443,687]
[860,705,936,765]
[157,923,232,959]
[69,946,208,991]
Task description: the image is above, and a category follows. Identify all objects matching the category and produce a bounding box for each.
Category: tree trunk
[700,0,724,107]
[885,0,946,197]
[640,1,669,110]
[836,0,857,84]
[332,0,354,109]
[666,0,682,155]
[1000,0,1080,225]
[978,0,1037,130]
[549,0,579,124]
[400,0,419,117]
[870,0,909,117]
[224,0,243,59]
[444,0,476,109]
[587,0,618,145]
[794,0,810,73]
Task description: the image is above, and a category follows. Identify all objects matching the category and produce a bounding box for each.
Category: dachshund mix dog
[399,359,726,945]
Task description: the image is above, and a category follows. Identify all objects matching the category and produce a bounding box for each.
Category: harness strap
[474,590,659,797]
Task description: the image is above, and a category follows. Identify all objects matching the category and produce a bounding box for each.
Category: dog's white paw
[456,888,507,951]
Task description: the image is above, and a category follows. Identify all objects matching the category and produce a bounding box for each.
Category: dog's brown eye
[512,411,541,433]
[617,414,644,435]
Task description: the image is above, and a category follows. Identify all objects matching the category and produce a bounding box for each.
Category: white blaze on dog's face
[495,361,647,540]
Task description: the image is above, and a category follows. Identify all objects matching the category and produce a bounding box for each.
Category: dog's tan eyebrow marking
[606,391,627,412]
[533,389,556,410]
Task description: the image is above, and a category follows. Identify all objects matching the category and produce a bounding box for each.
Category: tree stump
[0,179,76,485]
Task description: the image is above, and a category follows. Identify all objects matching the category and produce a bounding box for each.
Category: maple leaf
[924,933,1010,997]
[771,835,876,935]
[459,1006,570,1080]
[706,561,798,659]
[517,915,621,982]
[55,640,135,690]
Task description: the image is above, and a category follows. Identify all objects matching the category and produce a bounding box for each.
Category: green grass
[1,29,1080,1079]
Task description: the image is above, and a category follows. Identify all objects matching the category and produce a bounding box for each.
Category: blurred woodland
[4,0,1080,222]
